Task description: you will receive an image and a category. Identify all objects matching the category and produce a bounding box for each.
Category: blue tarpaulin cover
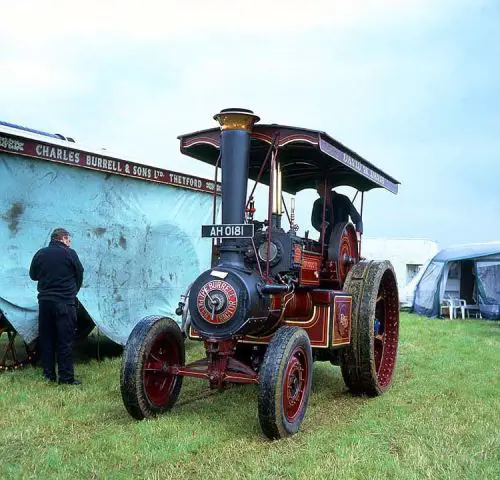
[1,152,216,344]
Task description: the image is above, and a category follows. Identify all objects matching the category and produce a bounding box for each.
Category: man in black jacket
[311,180,363,243]
[30,228,84,384]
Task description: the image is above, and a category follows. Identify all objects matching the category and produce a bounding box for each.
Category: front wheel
[258,327,313,440]
[120,316,185,419]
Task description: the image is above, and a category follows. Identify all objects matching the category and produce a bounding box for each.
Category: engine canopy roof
[178,124,399,195]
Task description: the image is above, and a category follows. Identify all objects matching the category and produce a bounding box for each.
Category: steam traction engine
[120,109,401,439]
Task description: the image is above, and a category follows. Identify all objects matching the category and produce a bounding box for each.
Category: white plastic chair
[453,298,467,319]
[440,298,454,319]
[441,297,467,319]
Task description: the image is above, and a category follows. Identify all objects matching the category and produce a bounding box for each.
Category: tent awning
[432,242,500,262]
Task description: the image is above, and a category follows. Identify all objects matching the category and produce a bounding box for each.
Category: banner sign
[0,131,221,195]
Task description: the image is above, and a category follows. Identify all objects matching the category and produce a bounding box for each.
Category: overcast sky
[1,0,498,248]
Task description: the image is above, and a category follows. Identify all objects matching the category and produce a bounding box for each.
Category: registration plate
[201,224,254,239]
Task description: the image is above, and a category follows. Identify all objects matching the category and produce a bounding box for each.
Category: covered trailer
[0,121,219,369]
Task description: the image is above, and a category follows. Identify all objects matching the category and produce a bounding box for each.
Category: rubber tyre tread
[340,260,398,396]
[258,326,313,440]
[120,316,185,420]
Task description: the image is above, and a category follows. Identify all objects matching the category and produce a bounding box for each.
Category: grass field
[1,312,499,479]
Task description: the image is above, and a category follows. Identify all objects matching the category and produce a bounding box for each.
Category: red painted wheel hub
[143,333,180,406]
[374,271,399,389]
[337,227,358,283]
[283,346,309,422]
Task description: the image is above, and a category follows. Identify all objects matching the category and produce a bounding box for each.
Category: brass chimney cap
[214,108,260,132]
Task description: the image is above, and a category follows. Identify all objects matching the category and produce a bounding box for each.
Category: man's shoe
[58,379,82,385]
[44,375,56,382]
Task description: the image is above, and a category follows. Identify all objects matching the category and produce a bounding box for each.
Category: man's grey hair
[51,228,71,241]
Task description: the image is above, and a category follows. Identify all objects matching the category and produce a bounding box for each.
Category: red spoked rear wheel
[341,261,399,396]
[373,271,399,389]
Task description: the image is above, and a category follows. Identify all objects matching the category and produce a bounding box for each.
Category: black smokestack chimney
[214,108,260,265]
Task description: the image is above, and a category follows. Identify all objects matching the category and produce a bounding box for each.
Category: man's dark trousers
[38,300,76,382]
